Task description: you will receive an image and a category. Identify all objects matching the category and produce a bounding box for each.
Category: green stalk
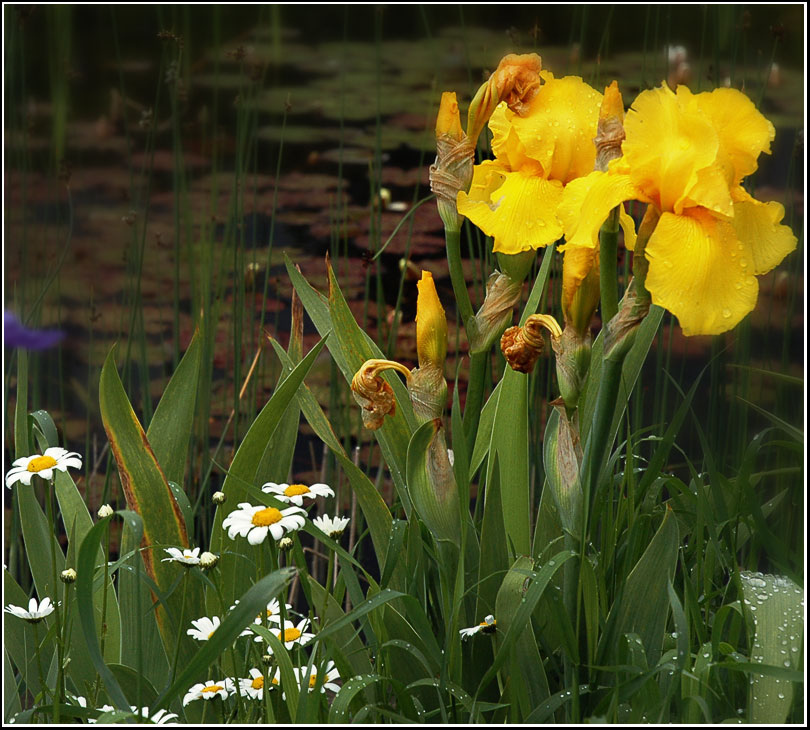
[170,571,189,685]
[444,227,474,328]
[44,482,63,722]
[463,351,488,454]
[31,620,49,707]
[599,207,621,323]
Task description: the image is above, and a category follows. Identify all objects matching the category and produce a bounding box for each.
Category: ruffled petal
[458,167,564,254]
[623,84,720,215]
[730,190,798,276]
[694,87,775,182]
[488,104,531,170]
[558,170,640,250]
[644,209,758,335]
[509,71,603,183]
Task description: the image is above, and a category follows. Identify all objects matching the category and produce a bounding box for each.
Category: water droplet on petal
[722,308,732,318]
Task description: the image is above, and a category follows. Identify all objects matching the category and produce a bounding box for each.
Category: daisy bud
[60,568,77,583]
[199,551,219,569]
[212,491,226,505]
[277,537,294,552]
[97,504,114,519]
[261,654,273,667]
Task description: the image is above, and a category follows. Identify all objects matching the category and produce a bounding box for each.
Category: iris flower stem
[599,207,621,323]
[463,351,488,453]
[445,227,474,330]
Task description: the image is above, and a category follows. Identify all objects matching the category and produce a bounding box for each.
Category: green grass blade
[152,567,297,713]
[99,346,200,669]
[740,571,803,723]
[600,506,679,666]
[207,335,328,608]
[75,513,131,711]
[146,326,202,485]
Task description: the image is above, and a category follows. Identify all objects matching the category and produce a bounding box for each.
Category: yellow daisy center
[27,456,58,472]
[271,677,279,685]
[201,685,223,694]
[251,676,264,690]
[284,484,311,497]
[279,627,302,642]
[308,674,319,689]
[251,507,282,526]
[208,631,215,639]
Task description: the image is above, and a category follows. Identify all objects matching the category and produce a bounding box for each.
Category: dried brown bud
[351,359,412,430]
[500,314,562,374]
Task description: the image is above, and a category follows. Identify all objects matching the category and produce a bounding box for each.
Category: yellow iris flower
[559,83,797,336]
[457,71,604,255]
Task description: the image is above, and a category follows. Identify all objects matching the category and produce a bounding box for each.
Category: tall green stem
[445,227,474,328]
[463,351,488,453]
[599,207,621,323]
[44,483,63,722]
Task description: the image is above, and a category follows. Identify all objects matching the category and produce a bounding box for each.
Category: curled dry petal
[500,314,562,374]
[467,53,543,142]
[351,359,412,430]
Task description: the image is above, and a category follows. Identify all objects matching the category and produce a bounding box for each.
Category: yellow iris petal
[557,170,640,250]
[730,192,798,276]
[645,210,758,336]
[508,71,603,183]
[694,87,775,182]
[458,168,564,255]
[623,83,720,215]
[619,207,637,251]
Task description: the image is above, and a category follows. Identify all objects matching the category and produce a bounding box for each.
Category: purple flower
[3,311,64,350]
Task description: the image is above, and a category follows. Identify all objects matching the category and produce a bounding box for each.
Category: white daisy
[182,679,233,706]
[261,481,334,507]
[4,597,57,623]
[459,614,497,640]
[295,660,341,693]
[312,514,350,539]
[237,668,278,700]
[130,707,180,724]
[222,502,307,545]
[187,615,221,641]
[230,598,293,639]
[5,447,82,487]
[262,617,315,653]
[161,547,201,566]
[90,706,179,725]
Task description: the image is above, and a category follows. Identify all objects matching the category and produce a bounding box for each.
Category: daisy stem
[31,620,49,709]
[599,206,621,323]
[321,547,335,628]
[92,521,112,707]
[44,481,63,722]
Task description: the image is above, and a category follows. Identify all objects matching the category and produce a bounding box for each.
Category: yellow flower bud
[594,80,626,172]
[435,92,463,141]
[415,271,447,370]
